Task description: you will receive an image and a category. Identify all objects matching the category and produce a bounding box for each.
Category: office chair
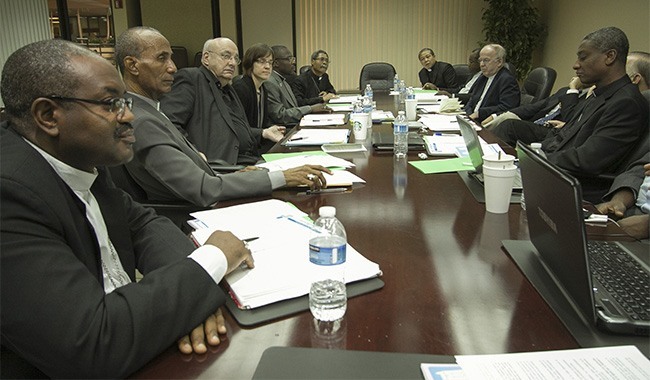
[171,46,188,69]
[452,64,471,88]
[107,165,207,228]
[520,67,557,105]
[194,51,203,67]
[503,62,517,77]
[359,62,396,91]
[299,65,310,75]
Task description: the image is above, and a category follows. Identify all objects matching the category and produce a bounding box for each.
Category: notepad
[190,199,382,309]
[299,114,347,127]
[283,128,350,146]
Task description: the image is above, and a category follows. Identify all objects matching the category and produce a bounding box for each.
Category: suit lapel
[200,66,241,138]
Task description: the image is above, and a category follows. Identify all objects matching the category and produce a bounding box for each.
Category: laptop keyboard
[588,241,650,321]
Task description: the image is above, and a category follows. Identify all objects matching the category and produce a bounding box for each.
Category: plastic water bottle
[364,83,373,102]
[406,86,415,100]
[309,206,347,321]
[361,95,373,113]
[393,111,408,158]
[398,80,407,104]
[520,142,546,211]
[393,74,400,91]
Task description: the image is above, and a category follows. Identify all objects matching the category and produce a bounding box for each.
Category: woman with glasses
[233,43,285,153]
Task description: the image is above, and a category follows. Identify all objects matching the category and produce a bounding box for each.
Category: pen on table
[432,142,438,152]
[289,137,305,142]
[242,237,259,243]
[298,187,349,195]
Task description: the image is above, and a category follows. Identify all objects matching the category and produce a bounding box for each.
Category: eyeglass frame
[207,50,241,65]
[45,95,133,116]
[255,58,274,66]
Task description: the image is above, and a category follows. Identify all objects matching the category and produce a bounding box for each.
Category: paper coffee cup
[350,113,368,140]
[483,166,518,213]
[482,154,516,169]
[405,98,417,121]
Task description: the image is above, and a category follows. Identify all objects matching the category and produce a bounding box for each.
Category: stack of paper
[283,128,350,145]
[256,153,366,186]
[299,114,347,127]
[190,199,382,309]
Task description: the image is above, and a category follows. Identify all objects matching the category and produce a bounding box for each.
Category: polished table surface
[131,93,631,379]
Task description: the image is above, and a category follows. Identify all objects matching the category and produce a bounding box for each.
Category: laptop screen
[517,142,597,325]
[457,116,484,173]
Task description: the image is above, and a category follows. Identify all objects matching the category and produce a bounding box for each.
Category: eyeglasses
[46,95,133,117]
[208,51,241,65]
[255,58,274,66]
[479,58,497,64]
[314,57,330,63]
[276,56,296,63]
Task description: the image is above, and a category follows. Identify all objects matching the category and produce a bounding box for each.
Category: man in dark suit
[0,39,253,378]
[265,45,328,126]
[291,49,337,106]
[417,48,459,95]
[540,27,648,203]
[486,76,590,145]
[465,44,521,123]
[159,37,284,166]
[117,27,329,207]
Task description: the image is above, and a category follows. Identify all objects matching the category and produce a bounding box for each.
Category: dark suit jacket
[264,71,312,125]
[125,96,273,207]
[418,61,459,94]
[160,66,262,165]
[543,75,649,202]
[291,69,336,106]
[0,125,225,378]
[232,75,270,130]
[464,67,521,122]
[511,87,580,122]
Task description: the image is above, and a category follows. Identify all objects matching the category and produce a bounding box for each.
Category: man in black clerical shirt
[417,48,459,95]
[291,49,337,106]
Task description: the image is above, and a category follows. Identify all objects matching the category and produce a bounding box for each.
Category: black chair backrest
[452,64,471,87]
[299,65,310,75]
[520,66,557,105]
[503,62,516,77]
[194,51,203,67]
[359,62,396,91]
[171,46,188,69]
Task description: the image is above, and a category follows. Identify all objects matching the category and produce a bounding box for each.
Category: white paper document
[284,128,350,145]
[455,345,650,380]
[418,114,463,131]
[257,153,354,171]
[329,95,361,104]
[299,114,347,127]
[189,199,382,309]
[371,110,395,122]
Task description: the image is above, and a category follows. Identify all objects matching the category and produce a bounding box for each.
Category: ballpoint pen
[298,187,349,195]
[289,137,305,141]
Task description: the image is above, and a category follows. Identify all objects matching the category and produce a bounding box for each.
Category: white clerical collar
[24,138,97,193]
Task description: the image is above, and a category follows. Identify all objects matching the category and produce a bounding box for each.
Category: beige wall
[219,0,238,41]
[541,0,650,92]
[241,0,293,50]
[140,0,212,60]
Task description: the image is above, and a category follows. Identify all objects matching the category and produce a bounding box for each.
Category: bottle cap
[531,142,542,149]
[319,206,336,217]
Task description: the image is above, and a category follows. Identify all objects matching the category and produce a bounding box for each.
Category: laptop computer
[457,115,522,190]
[517,142,649,336]
[371,129,426,152]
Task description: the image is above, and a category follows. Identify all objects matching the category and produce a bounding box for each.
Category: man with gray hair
[160,37,284,165]
[465,43,521,122]
[0,38,253,377]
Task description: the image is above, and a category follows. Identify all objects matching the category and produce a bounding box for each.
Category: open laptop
[371,129,426,152]
[517,142,649,336]
[457,115,522,190]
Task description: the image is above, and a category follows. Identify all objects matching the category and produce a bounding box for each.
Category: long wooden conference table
[131,93,631,379]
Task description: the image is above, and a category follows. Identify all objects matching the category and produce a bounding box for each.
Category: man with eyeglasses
[464,43,520,123]
[291,49,337,106]
[117,27,329,207]
[0,38,255,378]
[265,45,329,126]
[159,37,283,166]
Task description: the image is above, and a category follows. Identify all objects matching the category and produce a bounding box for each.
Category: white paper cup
[405,98,417,121]
[483,166,518,214]
[350,113,368,140]
[482,154,516,169]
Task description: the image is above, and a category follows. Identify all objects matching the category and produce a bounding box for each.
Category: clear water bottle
[309,206,347,321]
[361,94,373,113]
[398,80,407,104]
[364,83,373,102]
[520,142,546,211]
[393,111,408,158]
[406,86,415,100]
[393,73,400,91]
